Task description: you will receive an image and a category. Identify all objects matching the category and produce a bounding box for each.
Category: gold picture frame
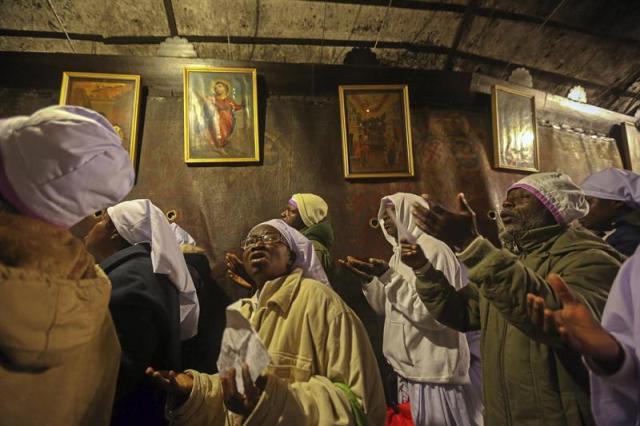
[492,85,540,172]
[183,66,259,163]
[339,84,415,178]
[621,121,640,172]
[59,71,141,165]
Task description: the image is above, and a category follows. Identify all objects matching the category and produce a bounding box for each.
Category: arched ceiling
[1,0,639,115]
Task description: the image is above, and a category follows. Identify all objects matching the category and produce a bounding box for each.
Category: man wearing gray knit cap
[407,172,625,426]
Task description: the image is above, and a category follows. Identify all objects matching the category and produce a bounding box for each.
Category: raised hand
[526,274,622,365]
[226,252,255,290]
[225,253,244,274]
[339,256,389,282]
[400,241,428,270]
[547,274,622,363]
[412,193,479,251]
[221,364,267,416]
[145,367,193,408]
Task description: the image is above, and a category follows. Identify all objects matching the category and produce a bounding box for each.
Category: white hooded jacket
[362,192,471,383]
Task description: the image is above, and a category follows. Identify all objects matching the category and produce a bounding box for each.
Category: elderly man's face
[500,188,556,234]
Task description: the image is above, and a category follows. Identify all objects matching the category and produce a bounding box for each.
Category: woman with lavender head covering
[580,168,640,255]
[0,105,134,426]
[147,219,386,425]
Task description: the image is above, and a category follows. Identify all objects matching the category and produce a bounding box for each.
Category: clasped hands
[146,363,266,417]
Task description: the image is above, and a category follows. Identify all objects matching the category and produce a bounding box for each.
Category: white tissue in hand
[216,308,271,394]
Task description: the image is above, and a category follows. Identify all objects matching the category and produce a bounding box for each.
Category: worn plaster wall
[0,54,627,387]
[0,53,627,288]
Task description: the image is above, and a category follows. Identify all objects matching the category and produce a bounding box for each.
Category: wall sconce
[343,47,379,66]
[158,36,197,58]
[508,67,533,88]
[166,210,178,222]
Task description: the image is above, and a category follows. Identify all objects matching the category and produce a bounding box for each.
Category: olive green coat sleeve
[414,261,482,332]
[458,237,621,347]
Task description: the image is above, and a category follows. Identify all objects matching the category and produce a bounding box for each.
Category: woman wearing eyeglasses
[147,219,386,426]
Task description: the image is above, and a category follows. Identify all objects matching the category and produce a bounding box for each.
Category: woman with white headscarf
[84,199,199,425]
[342,192,483,425]
[147,219,386,426]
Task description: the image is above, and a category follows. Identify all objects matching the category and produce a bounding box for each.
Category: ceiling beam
[317,0,640,47]
[1,28,636,102]
[0,29,104,42]
[444,0,479,71]
[162,0,179,37]
[600,69,640,110]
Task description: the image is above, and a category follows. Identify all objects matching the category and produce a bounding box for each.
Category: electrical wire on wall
[46,0,76,53]
[317,0,328,64]
[331,4,363,64]
[224,0,233,60]
[500,0,567,78]
[248,0,261,61]
[372,0,394,52]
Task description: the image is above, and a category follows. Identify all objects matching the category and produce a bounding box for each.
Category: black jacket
[181,250,229,374]
[102,244,181,425]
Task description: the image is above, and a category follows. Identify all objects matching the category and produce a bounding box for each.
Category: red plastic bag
[386,401,414,426]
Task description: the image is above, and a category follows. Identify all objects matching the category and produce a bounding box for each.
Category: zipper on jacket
[499,321,513,424]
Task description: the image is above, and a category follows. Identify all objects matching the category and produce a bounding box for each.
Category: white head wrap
[378,192,428,246]
[581,168,640,210]
[107,199,200,341]
[0,105,134,227]
[289,193,328,227]
[170,222,197,246]
[248,219,330,285]
[509,172,589,224]
[377,192,468,288]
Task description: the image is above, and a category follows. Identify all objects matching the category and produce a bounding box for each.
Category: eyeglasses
[240,234,285,250]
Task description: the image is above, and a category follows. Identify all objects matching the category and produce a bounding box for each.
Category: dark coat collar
[100,243,151,272]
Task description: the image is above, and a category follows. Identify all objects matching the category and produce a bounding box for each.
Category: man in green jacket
[407,172,625,426]
[281,193,335,281]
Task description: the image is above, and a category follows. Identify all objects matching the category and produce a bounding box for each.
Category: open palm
[545,274,620,362]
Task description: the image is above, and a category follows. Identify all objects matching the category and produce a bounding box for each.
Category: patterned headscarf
[509,172,589,224]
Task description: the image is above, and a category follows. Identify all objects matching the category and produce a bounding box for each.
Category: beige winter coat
[0,211,121,426]
[167,268,386,425]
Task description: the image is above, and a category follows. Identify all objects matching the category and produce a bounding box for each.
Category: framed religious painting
[59,71,141,164]
[339,84,415,179]
[491,85,540,172]
[183,66,259,163]
[620,121,640,172]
